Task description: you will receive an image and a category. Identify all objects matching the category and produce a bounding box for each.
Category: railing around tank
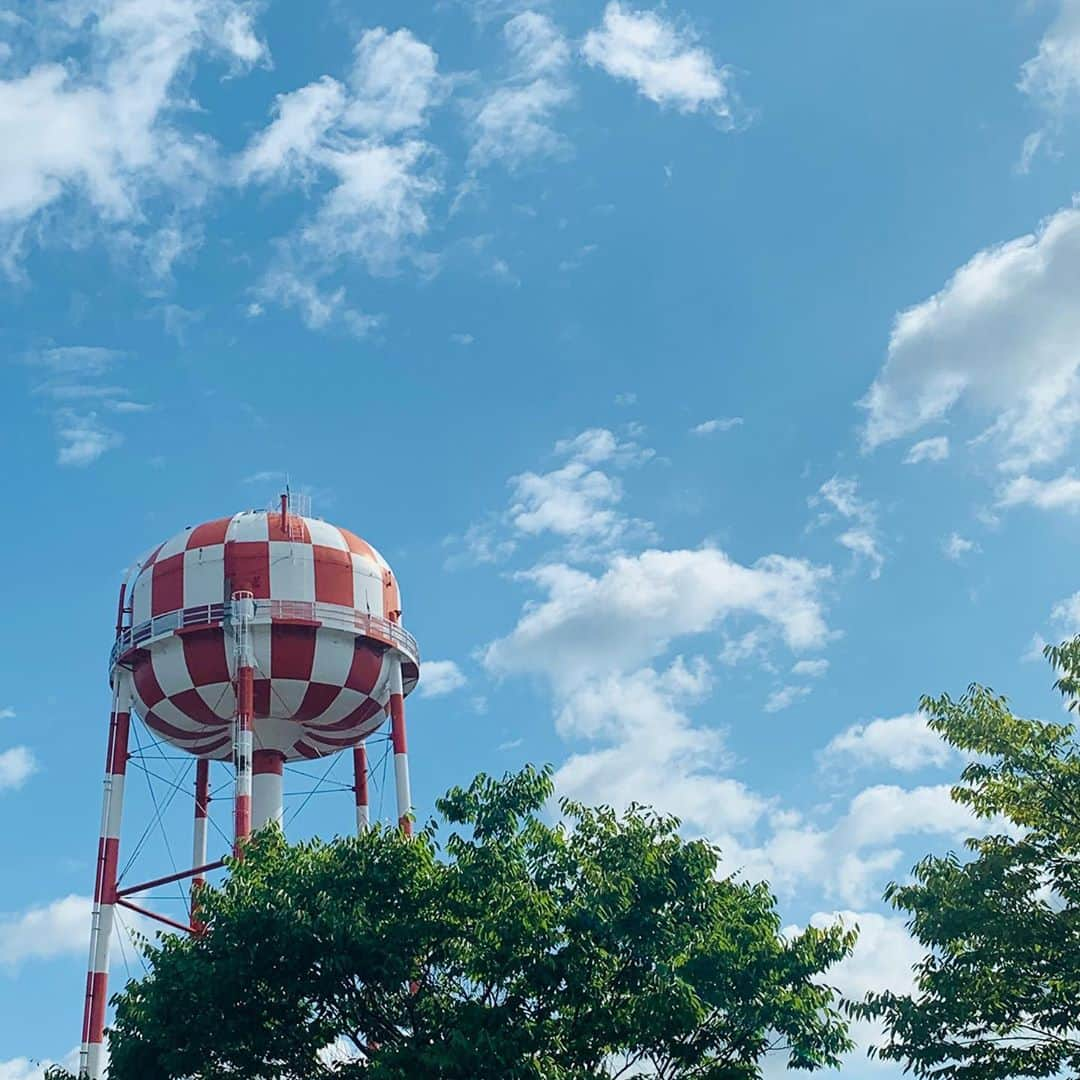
[109,599,419,672]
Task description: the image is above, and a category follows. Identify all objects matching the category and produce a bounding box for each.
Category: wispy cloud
[467,12,574,172]
[809,475,885,579]
[691,417,742,436]
[24,347,147,466]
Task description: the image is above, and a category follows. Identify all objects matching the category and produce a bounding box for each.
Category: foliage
[852,641,1080,1080]
[101,765,854,1079]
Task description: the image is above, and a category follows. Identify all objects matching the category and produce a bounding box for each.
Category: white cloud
[450,428,655,564]
[0,708,13,721]
[691,416,743,435]
[943,532,979,561]
[821,712,953,773]
[468,12,574,170]
[24,346,147,465]
[904,435,949,464]
[582,2,737,121]
[0,0,265,268]
[418,659,467,698]
[0,746,36,791]
[792,658,829,678]
[614,391,637,406]
[346,28,443,135]
[55,412,123,466]
[739,783,976,905]
[998,470,1080,511]
[0,1051,80,1080]
[790,910,922,1070]
[301,139,439,276]
[1051,590,1080,633]
[510,462,627,544]
[483,546,831,693]
[764,685,811,712]
[253,268,379,338]
[862,205,1080,478]
[1018,0,1080,167]
[239,27,443,325]
[0,895,88,969]
[239,27,441,186]
[237,76,347,185]
[554,658,770,838]
[443,518,518,569]
[810,475,884,578]
[0,893,158,973]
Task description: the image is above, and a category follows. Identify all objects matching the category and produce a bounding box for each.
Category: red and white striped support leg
[80,672,133,1080]
[233,663,253,852]
[388,655,412,837]
[191,758,210,934]
[252,749,285,832]
[232,591,255,855]
[353,742,369,834]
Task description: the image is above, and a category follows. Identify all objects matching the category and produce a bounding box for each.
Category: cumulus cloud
[0,893,157,973]
[904,435,949,464]
[483,546,831,692]
[786,910,922,1069]
[418,660,467,698]
[240,26,443,325]
[237,76,347,185]
[862,205,1080,481]
[0,0,265,270]
[468,12,574,171]
[447,428,655,566]
[821,712,954,773]
[582,2,738,121]
[0,895,88,969]
[810,475,884,578]
[0,1050,80,1080]
[0,747,36,791]
[555,657,770,838]
[738,783,978,905]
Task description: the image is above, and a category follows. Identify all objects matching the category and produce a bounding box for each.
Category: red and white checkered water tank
[110,507,420,761]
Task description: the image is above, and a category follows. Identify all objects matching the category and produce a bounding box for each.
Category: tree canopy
[95,765,854,1079]
[852,640,1080,1080]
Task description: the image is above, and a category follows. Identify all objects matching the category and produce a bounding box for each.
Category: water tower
[79,494,420,1079]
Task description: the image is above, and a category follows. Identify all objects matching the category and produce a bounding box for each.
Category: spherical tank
[110,508,420,761]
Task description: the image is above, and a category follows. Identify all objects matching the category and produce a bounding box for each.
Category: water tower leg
[252,749,285,831]
[191,759,210,933]
[233,661,254,853]
[353,742,369,834]
[388,655,412,837]
[80,672,133,1080]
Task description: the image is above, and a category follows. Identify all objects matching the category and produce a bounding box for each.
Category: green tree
[853,641,1080,1080]
[99,765,853,1079]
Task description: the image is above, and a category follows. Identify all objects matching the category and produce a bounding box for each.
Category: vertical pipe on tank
[353,742,369,834]
[191,758,210,934]
[232,591,255,853]
[388,654,412,837]
[252,749,285,831]
[80,669,133,1080]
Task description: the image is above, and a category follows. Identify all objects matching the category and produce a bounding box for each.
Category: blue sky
[3,0,1080,1074]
